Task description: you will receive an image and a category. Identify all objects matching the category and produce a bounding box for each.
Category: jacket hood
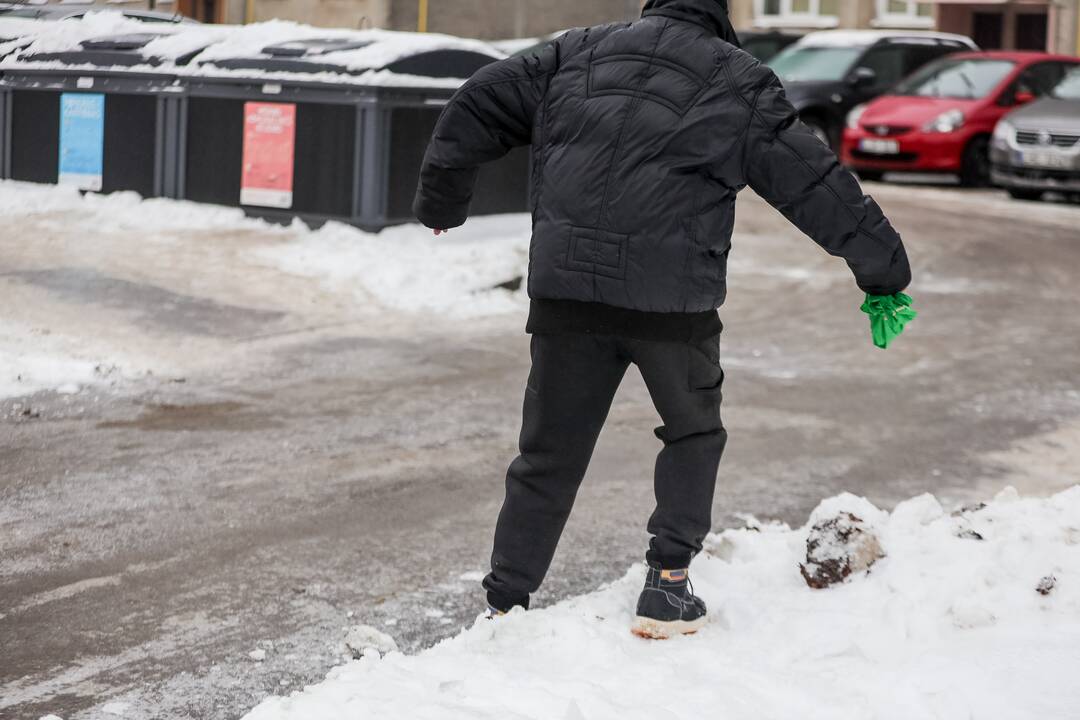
[641,0,741,48]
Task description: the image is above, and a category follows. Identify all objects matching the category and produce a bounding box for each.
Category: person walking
[413,0,913,639]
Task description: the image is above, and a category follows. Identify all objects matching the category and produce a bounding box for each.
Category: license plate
[1020,150,1072,169]
[858,138,899,155]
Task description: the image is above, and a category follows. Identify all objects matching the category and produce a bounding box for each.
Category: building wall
[18,0,1080,54]
[935,0,1079,55]
[729,0,929,32]
[389,0,641,39]
[249,0,389,29]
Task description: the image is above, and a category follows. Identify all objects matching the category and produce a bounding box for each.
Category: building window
[754,0,840,29]
[873,0,934,29]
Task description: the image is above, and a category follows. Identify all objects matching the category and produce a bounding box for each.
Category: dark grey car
[991,65,1080,200]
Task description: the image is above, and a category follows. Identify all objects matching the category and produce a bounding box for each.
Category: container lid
[199,34,498,79]
[21,30,210,66]
[2,17,503,87]
[263,37,375,57]
[0,12,229,71]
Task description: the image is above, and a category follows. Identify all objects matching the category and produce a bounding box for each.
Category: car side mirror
[848,66,877,88]
[1013,90,1035,105]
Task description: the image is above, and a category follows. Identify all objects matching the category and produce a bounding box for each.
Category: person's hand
[433,229,447,236]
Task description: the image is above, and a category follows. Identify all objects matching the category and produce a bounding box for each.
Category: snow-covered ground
[241,487,1080,720]
[6,177,1080,720]
[0,180,529,401]
[0,317,127,400]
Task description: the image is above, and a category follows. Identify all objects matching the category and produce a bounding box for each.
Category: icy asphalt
[2,182,1079,720]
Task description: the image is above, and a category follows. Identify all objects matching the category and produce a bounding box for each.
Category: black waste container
[377,89,530,227]
[0,18,55,177]
[179,30,530,230]
[0,29,210,196]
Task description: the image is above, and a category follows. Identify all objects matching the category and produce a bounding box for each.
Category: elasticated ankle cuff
[486,590,529,613]
[645,552,694,570]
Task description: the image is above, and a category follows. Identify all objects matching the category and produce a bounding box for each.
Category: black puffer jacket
[414,0,911,313]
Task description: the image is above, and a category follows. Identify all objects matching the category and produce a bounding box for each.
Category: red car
[841,51,1080,186]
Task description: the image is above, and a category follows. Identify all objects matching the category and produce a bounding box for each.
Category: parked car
[767,30,976,150]
[842,52,1080,186]
[0,3,196,23]
[737,30,801,63]
[990,65,1080,200]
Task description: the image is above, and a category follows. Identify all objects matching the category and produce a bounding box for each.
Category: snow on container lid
[0,17,57,57]
[185,22,504,85]
[21,30,212,66]
[1,12,229,70]
[0,17,47,42]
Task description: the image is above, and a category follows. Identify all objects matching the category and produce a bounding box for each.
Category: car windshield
[893,58,1015,99]
[1051,66,1080,100]
[767,45,862,82]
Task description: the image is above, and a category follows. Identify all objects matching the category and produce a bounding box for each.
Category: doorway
[1015,13,1048,51]
[972,11,1004,50]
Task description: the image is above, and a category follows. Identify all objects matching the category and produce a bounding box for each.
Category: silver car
[991,65,1080,200]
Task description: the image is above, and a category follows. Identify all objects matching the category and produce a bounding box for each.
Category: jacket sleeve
[412,42,560,230]
[742,66,911,296]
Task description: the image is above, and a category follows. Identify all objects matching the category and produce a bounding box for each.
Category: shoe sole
[630,615,707,640]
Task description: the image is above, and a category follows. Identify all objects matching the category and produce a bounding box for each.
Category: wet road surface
[2,183,1079,719]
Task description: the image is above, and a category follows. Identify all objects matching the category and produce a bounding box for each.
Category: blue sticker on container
[58,93,105,191]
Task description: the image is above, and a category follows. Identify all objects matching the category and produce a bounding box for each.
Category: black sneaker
[631,564,707,639]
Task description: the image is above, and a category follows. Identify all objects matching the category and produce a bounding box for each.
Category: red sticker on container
[240,102,296,209]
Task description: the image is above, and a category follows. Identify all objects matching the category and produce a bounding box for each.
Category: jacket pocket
[563,226,629,280]
[683,200,734,305]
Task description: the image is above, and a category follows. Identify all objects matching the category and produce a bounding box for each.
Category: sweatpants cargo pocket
[687,334,724,393]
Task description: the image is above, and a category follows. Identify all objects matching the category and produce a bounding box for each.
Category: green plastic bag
[861,292,917,349]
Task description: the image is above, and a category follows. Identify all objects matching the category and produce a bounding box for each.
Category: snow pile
[243,487,1080,720]
[0,182,271,233]
[343,625,399,659]
[799,510,885,588]
[256,215,530,318]
[0,319,122,399]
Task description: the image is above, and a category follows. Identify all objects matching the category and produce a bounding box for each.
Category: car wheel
[858,170,885,182]
[1007,188,1043,201]
[802,117,833,150]
[959,136,991,187]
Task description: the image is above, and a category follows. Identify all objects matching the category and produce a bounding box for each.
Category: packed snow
[0,318,126,400]
[241,486,1080,720]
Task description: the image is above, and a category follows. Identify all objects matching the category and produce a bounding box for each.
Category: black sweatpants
[483,332,728,611]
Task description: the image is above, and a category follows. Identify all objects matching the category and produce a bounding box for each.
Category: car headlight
[846,103,868,130]
[923,109,965,134]
[992,119,1015,145]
